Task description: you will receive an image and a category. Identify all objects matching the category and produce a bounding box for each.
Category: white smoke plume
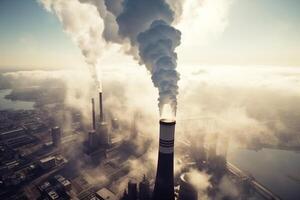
[187,169,212,200]
[39,0,106,90]
[79,0,182,115]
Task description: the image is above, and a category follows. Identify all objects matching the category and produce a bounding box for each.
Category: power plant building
[85,93,109,161]
[88,130,97,151]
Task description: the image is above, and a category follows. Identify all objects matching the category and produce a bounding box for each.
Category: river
[0,89,34,110]
[228,148,300,200]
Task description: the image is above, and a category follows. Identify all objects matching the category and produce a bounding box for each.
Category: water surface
[228,148,300,200]
[0,89,34,110]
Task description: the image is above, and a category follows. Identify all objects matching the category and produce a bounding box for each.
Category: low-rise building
[96,188,117,200]
[39,156,56,170]
[54,175,71,191]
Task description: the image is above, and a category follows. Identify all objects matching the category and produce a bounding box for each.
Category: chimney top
[160,119,176,125]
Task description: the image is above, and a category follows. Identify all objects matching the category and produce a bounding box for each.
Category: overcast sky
[0,0,300,70]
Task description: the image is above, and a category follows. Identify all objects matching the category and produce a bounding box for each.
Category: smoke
[39,0,105,90]
[117,0,182,115]
[3,64,300,197]
[185,169,240,200]
[5,65,300,148]
[215,176,240,199]
[187,169,211,200]
[38,0,235,116]
[78,0,182,115]
[78,0,122,44]
[137,20,181,114]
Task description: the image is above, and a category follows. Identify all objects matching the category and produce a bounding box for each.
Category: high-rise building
[139,175,150,200]
[152,119,176,200]
[128,181,138,200]
[120,177,151,200]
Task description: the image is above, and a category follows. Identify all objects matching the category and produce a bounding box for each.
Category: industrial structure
[98,92,109,147]
[88,98,97,151]
[152,119,176,200]
[139,175,151,200]
[84,92,110,163]
[178,173,198,200]
[51,126,61,147]
[92,98,96,130]
[0,86,286,200]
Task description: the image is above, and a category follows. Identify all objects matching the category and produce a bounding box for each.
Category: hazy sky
[0,0,300,69]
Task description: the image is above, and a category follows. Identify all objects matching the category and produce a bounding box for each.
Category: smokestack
[99,92,104,122]
[98,92,109,147]
[92,98,96,130]
[152,119,176,200]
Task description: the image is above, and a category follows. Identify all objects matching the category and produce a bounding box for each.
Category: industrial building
[37,174,72,200]
[0,128,38,148]
[96,188,117,200]
[51,126,61,147]
[84,92,110,163]
[54,174,72,191]
[0,86,284,200]
[39,156,56,169]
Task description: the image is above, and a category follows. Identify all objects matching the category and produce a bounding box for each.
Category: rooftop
[96,188,117,200]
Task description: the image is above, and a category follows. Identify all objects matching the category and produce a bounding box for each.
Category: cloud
[177,0,234,47]
[4,65,300,147]
[3,64,300,197]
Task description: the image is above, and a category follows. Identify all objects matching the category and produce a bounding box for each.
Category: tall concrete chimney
[152,119,176,200]
[99,92,104,122]
[98,92,109,147]
[92,98,96,130]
